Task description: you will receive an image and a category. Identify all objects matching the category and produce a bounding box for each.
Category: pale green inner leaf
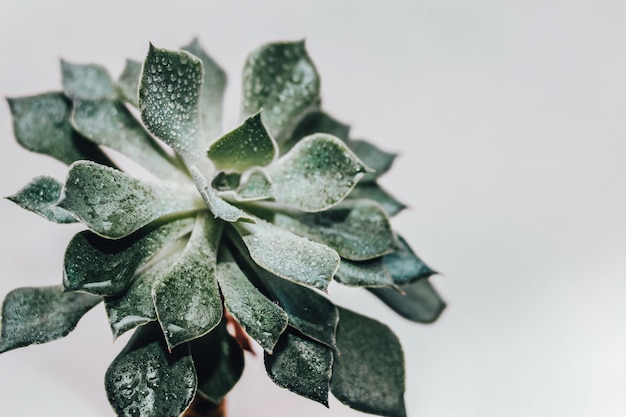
[7,176,77,224]
[61,60,117,100]
[369,279,446,324]
[117,59,142,107]
[334,258,394,288]
[234,168,275,201]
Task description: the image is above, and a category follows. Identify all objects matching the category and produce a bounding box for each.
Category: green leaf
[152,215,223,350]
[267,133,370,212]
[331,307,406,417]
[274,200,396,261]
[211,171,241,191]
[334,258,394,288]
[384,235,437,285]
[7,93,112,165]
[71,99,188,182]
[347,183,407,216]
[216,249,288,352]
[207,112,277,172]
[105,322,196,417]
[59,161,202,238]
[190,320,244,404]
[234,219,340,291]
[61,60,117,100]
[241,41,320,143]
[265,332,332,406]
[290,111,350,143]
[0,286,100,353]
[347,139,396,183]
[370,279,446,324]
[64,217,195,295]
[117,59,142,107]
[6,176,77,224]
[235,168,275,201]
[139,44,204,160]
[182,38,227,142]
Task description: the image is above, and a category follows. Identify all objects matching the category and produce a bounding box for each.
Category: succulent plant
[1,38,445,417]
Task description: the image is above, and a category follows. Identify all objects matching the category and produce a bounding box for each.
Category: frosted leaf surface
[7,176,77,224]
[190,321,244,403]
[117,59,143,107]
[265,332,332,406]
[105,323,196,417]
[0,286,100,353]
[383,235,437,285]
[61,60,117,100]
[207,112,277,172]
[331,307,407,417]
[64,217,195,296]
[235,219,339,291]
[59,161,202,239]
[234,168,275,201]
[347,183,406,217]
[152,215,223,350]
[267,134,369,212]
[182,38,227,142]
[71,99,187,182]
[369,279,446,324]
[139,44,204,160]
[7,93,111,165]
[334,258,394,288]
[274,200,396,261]
[216,251,288,352]
[241,41,320,143]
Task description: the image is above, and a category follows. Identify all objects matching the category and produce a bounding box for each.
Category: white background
[0,1,625,416]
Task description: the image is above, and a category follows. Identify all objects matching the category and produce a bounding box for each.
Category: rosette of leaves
[1,38,446,417]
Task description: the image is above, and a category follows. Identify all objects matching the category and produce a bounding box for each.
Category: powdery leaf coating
[234,168,275,201]
[265,332,332,406]
[347,183,407,217]
[383,235,437,285]
[236,219,340,291]
[207,112,277,172]
[61,60,117,100]
[117,59,143,107]
[7,176,77,224]
[216,253,288,353]
[7,93,111,165]
[241,41,320,143]
[331,307,407,417]
[139,44,204,160]
[334,258,394,288]
[0,286,100,353]
[105,323,196,417]
[64,217,195,296]
[190,321,244,403]
[274,200,396,261]
[369,279,446,324]
[71,99,188,182]
[59,161,202,239]
[152,215,223,350]
[182,38,227,142]
[268,134,370,212]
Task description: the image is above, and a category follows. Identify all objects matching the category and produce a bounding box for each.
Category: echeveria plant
[1,39,445,417]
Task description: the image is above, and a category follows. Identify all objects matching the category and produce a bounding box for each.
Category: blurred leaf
[59,161,202,238]
[7,176,77,223]
[334,258,394,288]
[331,307,406,417]
[289,111,350,144]
[384,235,436,285]
[0,286,100,353]
[139,44,204,160]
[61,60,117,100]
[117,59,142,107]
[207,112,277,172]
[241,41,320,143]
[153,215,223,350]
[7,93,112,165]
[369,279,446,324]
[274,200,396,261]
[234,168,275,202]
[265,332,332,406]
[211,171,241,191]
[64,217,195,295]
[347,183,406,217]
[346,139,396,183]
[268,134,370,212]
[105,323,196,417]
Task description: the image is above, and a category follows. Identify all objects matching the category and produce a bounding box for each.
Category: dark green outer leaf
[7,176,77,224]
[347,183,407,217]
[117,59,143,107]
[289,111,350,145]
[369,279,446,324]
[384,235,437,285]
[105,323,196,417]
[61,60,118,100]
[347,139,396,183]
[0,286,101,353]
[331,307,407,417]
[265,332,332,406]
[334,258,394,288]
[7,93,112,166]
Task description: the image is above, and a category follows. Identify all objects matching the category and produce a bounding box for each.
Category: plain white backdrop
[0,1,625,416]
